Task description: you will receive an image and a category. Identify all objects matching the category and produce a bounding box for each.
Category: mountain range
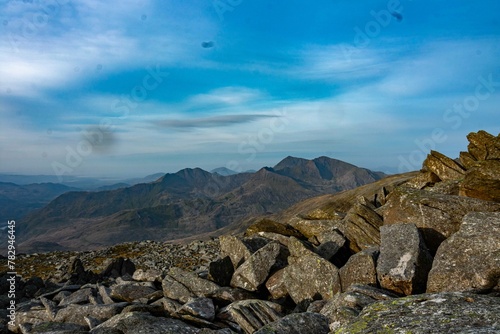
[13,156,385,253]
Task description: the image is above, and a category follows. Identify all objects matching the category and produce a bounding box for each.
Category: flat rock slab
[377,223,433,295]
[335,292,500,334]
[90,311,199,334]
[427,211,500,293]
[339,247,379,292]
[254,312,329,334]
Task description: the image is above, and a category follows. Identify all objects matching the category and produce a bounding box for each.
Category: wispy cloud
[157,114,277,129]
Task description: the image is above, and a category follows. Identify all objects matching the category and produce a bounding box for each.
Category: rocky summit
[1,130,500,333]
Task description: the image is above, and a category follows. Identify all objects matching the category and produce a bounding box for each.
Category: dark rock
[218,299,283,334]
[29,322,88,333]
[178,297,215,321]
[383,187,500,254]
[460,160,500,202]
[90,311,198,334]
[207,287,256,307]
[100,258,136,279]
[423,150,465,181]
[283,237,341,304]
[151,297,182,317]
[110,282,158,302]
[335,292,500,333]
[254,312,329,334]
[59,287,95,306]
[54,303,128,327]
[427,212,500,293]
[64,257,99,284]
[230,241,282,292]
[208,256,234,287]
[339,247,379,292]
[314,229,346,261]
[377,223,433,295]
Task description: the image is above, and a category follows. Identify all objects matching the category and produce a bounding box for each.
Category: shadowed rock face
[2,130,500,333]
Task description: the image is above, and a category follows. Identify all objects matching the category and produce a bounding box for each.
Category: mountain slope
[17,157,386,252]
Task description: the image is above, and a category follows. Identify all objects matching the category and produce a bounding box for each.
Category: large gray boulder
[220,236,269,269]
[283,237,341,304]
[335,292,500,333]
[254,312,329,334]
[427,212,500,293]
[383,187,500,254]
[377,223,433,295]
[343,201,383,253]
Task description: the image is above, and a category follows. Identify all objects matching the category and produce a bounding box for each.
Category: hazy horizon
[1,1,499,179]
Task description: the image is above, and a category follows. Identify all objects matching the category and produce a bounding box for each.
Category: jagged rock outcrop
[427,211,500,293]
[383,187,500,254]
[3,130,500,334]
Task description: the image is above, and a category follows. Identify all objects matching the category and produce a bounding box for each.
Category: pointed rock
[423,150,465,181]
[343,201,383,253]
[208,256,234,287]
[377,223,433,295]
[220,236,269,269]
[466,130,500,160]
[230,241,282,292]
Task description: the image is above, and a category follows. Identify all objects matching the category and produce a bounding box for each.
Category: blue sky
[1,0,499,178]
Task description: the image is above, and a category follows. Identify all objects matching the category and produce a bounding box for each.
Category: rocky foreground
[1,130,500,333]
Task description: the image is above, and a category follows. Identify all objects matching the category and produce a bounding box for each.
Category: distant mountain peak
[211,167,238,176]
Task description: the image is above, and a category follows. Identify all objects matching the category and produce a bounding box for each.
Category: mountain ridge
[15,156,387,253]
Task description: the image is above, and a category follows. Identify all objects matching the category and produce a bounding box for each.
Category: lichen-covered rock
[459,151,478,169]
[314,229,346,261]
[320,284,397,332]
[90,311,199,334]
[423,150,466,181]
[377,223,433,295]
[230,242,282,292]
[405,171,441,189]
[218,299,283,334]
[265,269,288,300]
[383,187,500,254]
[334,292,500,334]
[339,247,379,292]
[28,321,88,333]
[460,160,500,202]
[343,202,383,253]
[283,237,341,304]
[427,212,500,293]
[162,274,194,303]
[254,312,329,334]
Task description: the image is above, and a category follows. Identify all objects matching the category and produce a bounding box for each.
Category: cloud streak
[156,114,278,129]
